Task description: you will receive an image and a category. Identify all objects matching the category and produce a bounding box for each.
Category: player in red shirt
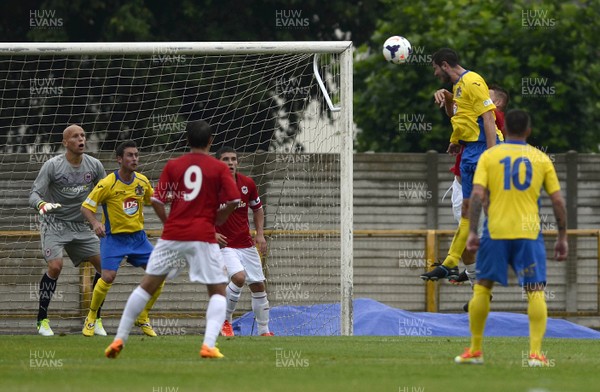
[214,147,272,337]
[105,120,240,359]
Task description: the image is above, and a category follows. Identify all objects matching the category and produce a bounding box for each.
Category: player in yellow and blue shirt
[455,109,568,366]
[421,48,504,282]
[80,140,163,337]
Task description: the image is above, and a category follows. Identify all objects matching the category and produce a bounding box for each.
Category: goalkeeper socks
[37,273,57,321]
[527,290,547,356]
[115,286,151,344]
[92,272,104,319]
[203,294,226,348]
[442,217,470,269]
[251,291,271,335]
[89,277,111,320]
[469,284,492,353]
[138,281,165,322]
[225,282,243,322]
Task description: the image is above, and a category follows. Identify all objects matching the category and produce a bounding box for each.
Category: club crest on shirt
[123,197,139,215]
[241,186,248,195]
[135,184,144,196]
[455,87,462,98]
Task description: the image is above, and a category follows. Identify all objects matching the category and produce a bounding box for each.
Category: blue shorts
[475,228,547,287]
[100,231,154,271]
[460,139,502,199]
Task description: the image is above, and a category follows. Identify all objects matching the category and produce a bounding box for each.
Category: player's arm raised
[434,89,454,117]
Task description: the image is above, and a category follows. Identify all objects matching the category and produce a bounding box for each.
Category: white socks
[116,286,151,343]
[225,282,242,322]
[251,291,270,335]
[203,294,226,348]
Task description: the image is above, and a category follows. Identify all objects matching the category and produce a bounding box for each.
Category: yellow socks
[469,284,492,353]
[442,217,470,269]
[88,278,112,319]
[527,290,547,356]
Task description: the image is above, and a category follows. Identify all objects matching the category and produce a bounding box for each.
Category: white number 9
[183,165,202,201]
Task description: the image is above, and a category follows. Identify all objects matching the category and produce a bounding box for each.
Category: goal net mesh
[0,44,348,336]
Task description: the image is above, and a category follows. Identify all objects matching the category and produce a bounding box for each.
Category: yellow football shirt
[82,171,154,234]
[473,141,561,240]
[450,71,504,144]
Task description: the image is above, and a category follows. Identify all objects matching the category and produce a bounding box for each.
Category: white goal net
[0,42,353,336]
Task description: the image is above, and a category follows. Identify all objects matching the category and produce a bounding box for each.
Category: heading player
[105,120,240,359]
[215,147,272,337]
[81,140,162,337]
[421,48,504,282]
[29,124,105,336]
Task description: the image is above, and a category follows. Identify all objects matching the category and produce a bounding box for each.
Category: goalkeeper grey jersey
[29,154,106,223]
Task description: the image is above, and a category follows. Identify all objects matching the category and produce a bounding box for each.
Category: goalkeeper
[29,124,106,336]
[81,140,162,337]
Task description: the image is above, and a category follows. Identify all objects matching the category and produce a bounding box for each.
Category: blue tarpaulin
[232,298,600,338]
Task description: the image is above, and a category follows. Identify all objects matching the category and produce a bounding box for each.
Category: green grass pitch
[0,335,598,392]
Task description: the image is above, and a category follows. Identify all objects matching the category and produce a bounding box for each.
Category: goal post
[0,41,354,335]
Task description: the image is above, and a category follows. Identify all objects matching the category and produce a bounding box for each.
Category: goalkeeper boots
[220,320,234,337]
[420,263,460,281]
[454,348,484,365]
[37,318,54,336]
[135,318,157,337]
[200,344,224,359]
[105,338,124,359]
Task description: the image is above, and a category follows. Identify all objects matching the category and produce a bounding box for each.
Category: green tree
[0,0,383,152]
[355,0,600,152]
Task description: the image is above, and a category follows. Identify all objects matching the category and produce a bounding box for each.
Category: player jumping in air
[421,48,503,282]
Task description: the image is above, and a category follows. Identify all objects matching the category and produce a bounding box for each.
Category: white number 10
[183,165,202,201]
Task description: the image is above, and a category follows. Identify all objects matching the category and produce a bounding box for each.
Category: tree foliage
[354,0,600,152]
[0,0,383,152]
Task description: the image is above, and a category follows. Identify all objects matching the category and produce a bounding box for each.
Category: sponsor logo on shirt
[123,198,139,215]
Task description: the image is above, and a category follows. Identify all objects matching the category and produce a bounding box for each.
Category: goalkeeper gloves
[37,201,62,215]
